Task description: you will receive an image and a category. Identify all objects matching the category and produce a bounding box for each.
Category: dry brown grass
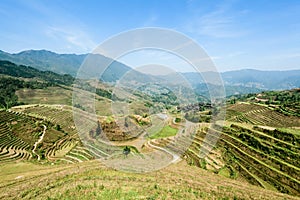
[0,160,299,200]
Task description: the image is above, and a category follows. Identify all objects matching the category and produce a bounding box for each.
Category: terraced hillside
[0,110,32,163]
[10,104,125,164]
[175,102,300,196]
[1,92,299,199]
[226,103,300,127]
[232,89,300,117]
[0,106,103,164]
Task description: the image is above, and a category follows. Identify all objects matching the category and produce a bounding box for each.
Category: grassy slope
[149,125,178,139]
[16,86,113,116]
[16,87,73,105]
[0,160,299,200]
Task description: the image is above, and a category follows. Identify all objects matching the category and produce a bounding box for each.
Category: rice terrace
[1,1,300,199]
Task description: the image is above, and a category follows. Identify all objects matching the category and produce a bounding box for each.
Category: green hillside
[0,59,300,199]
[0,50,131,82]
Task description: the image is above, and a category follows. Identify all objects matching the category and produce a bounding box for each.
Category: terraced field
[1,100,299,198]
[215,124,299,195]
[0,110,39,163]
[0,106,110,164]
[10,104,124,164]
[227,103,300,127]
[15,104,78,135]
[178,103,300,196]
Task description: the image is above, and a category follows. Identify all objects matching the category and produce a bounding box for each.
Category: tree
[124,117,130,128]
[89,130,95,138]
[96,121,101,136]
[55,124,61,131]
[230,98,236,104]
[123,146,130,157]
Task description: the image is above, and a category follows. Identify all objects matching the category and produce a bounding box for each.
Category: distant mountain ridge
[0,49,131,82]
[221,69,300,90]
[183,69,300,91]
[184,69,300,90]
[1,49,299,93]
[0,50,84,75]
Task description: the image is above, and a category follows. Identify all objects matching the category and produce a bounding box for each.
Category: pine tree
[96,121,101,136]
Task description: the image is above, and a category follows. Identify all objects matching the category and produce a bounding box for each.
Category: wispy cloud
[45,26,96,53]
[282,53,300,59]
[142,14,159,27]
[22,0,97,53]
[227,51,245,57]
[185,3,249,38]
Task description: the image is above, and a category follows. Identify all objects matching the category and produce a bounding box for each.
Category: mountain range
[1,50,299,95]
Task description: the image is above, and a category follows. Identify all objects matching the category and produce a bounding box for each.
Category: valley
[0,59,299,199]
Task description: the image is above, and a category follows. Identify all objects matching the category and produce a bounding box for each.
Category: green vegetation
[16,86,73,105]
[0,60,74,85]
[169,95,300,196]
[175,117,181,123]
[0,60,116,110]
[184,111,211,123]
[0,160,296,200]
[0,58,300,199]
[149,125,178,139]
[0,77,53,109]
[0,60,75,109]
[229,89,300,117]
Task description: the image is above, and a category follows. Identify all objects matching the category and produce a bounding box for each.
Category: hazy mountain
[0,50,131,82]
[182,69,300,92]
[1,50,299,95]
[0,50,83,75]
[221,69,300,90]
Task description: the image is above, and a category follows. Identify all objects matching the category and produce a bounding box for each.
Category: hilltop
[0,50,131,82]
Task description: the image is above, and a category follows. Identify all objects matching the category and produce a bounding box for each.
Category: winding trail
[32,125,46,161]
[147,140,181,163]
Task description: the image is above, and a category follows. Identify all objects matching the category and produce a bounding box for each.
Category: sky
[0,0,300,72]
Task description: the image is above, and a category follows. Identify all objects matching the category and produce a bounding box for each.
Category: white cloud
[45,26,97,53]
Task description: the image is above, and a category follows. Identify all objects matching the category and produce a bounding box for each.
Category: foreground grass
[0,160,298,200]
[149,125,178,139]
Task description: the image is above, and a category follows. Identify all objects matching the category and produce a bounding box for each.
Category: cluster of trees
[0,77,51,109]
[134,84,179,107]
[150,90,178,106]
[96,88,112,99]
[257,90,300,105]
[0,60,74,86]
[73,80,113,100]
[0,60,115,110]
[184,111,211,123]
[0,60,78,109]
[177,102,212,112]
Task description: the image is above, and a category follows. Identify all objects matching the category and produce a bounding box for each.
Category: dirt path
[147,140,181,163]
[32,125,46,161]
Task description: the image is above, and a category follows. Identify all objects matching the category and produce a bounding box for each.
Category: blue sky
[1,0,300,72]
